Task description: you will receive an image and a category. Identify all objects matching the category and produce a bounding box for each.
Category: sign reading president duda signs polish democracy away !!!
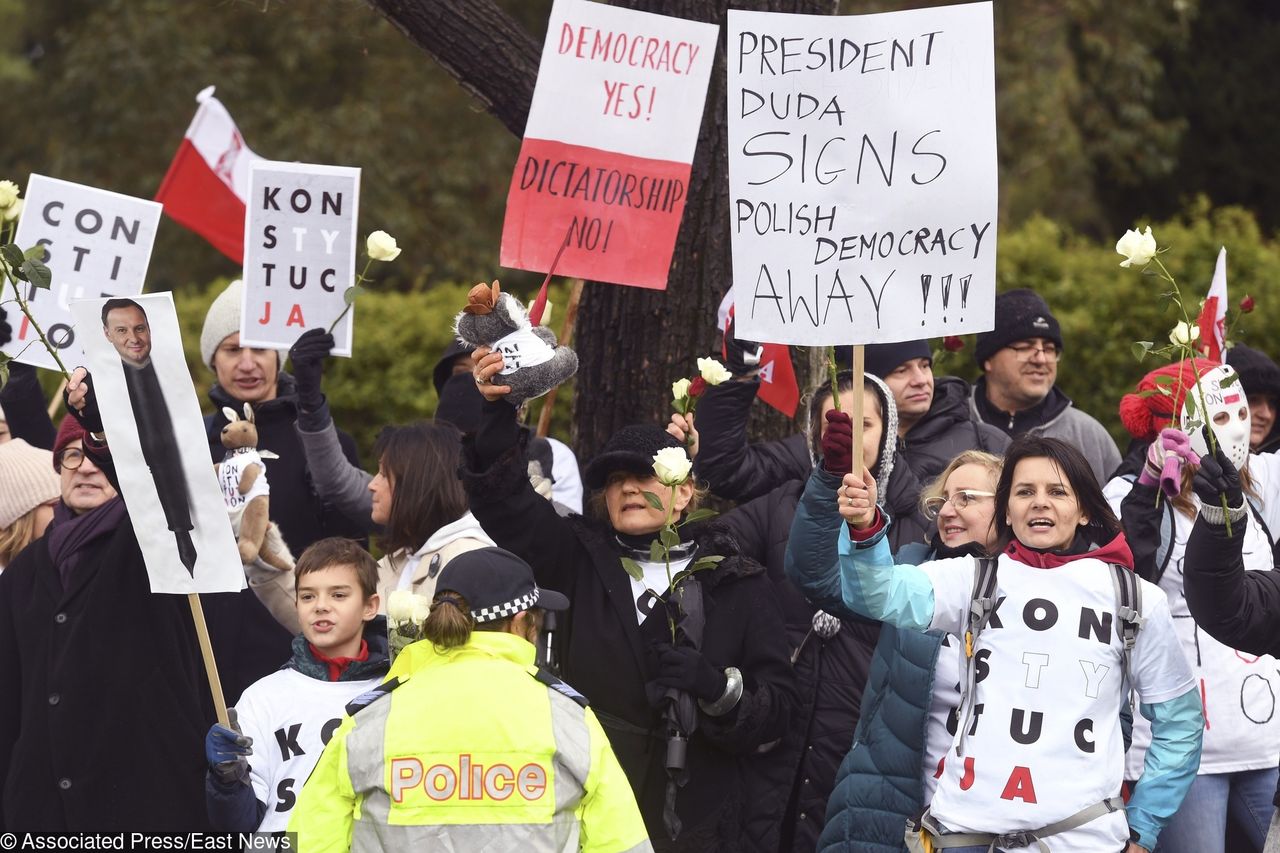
[728,2,998,346]
[500,0,718,290]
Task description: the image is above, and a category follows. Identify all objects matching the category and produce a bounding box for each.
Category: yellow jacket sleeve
[576,709,653,853]
[288,717,358,853]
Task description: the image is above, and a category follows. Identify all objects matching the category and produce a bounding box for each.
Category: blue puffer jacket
[786,475,945,853]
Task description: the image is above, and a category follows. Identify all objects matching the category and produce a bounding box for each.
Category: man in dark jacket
[197,279,368,704]
[0,416,211,831]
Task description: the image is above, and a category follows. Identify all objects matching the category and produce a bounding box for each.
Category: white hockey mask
[1181,364,1251,470]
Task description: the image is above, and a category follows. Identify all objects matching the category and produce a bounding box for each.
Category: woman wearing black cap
[461,347,796,853]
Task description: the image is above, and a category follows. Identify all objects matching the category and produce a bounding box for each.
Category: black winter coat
[693,378,810,503]
[1184,512,1280,658]
[201,373,368,705]
[0,518,212,831]
[724,482,880,853]
[462,402,797,853]
[897,376,1009,484]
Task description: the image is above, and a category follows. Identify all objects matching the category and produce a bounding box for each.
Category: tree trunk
[367,0,838,459]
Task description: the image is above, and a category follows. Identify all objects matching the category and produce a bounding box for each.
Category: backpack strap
[954,556,999,757]
[1110,564,1144,691]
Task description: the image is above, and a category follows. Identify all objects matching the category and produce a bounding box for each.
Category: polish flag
[716,289,801,417]
[1196,247,1228,362]
[155,86,261,263]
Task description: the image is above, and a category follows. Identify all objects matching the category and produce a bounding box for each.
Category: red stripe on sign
[155,138,247,263]
[500,138,692,290]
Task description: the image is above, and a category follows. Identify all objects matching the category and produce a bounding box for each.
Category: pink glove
[1139,428,1200,498]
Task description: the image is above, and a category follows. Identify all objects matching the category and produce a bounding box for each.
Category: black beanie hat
[583,424,683,490]
[432,339,476,397]
[865,339,932,378]
[1227,343,1280,402]
[974,288,1064,368]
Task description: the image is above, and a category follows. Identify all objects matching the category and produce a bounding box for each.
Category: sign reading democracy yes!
[728,3,997,346]
[501,0,718,290]
[4,175,162,371]
[241,161,360,356]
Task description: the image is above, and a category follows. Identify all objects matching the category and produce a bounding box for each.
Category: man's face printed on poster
[104,305,152,366]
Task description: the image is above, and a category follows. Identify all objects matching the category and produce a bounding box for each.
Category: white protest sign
[4,175,161,370]
[70,293,244,594]
[240,161,359,355]
[728,2,997,346]
[501,0,719,289]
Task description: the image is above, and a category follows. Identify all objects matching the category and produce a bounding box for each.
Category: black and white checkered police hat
[435,546,570,623]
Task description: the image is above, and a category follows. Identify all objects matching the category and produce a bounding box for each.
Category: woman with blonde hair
[0,439,60,570]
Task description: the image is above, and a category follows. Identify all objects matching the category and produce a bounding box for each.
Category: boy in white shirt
[205,538,388,832]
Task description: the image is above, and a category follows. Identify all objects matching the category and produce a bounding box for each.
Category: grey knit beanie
[200,279,244,369]
[0,439,60,527]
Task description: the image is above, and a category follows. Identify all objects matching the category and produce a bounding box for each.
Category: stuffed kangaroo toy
[216,403,293,572]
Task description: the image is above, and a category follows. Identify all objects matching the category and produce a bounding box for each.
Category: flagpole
[536,278,585,438]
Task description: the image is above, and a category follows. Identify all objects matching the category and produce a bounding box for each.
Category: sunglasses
[923,489,995,519]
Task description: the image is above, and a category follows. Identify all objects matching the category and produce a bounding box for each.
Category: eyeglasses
[56,447,86,471]
[923,490,995,519]
[1006,342,1060,363]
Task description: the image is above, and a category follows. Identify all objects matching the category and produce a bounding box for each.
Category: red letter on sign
[1000,766,1038,803]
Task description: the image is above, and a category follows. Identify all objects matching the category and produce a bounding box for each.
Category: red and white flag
[1196,247,1228,362]
[155,86,261,263]
[716,289,800,418]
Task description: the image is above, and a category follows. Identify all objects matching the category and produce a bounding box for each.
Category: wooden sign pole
[187,593,230,726]
[850,344,864,479]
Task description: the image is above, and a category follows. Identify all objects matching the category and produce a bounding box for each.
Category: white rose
[672,378,692,401]
[652,446,693,486]
[366,230,402,262]
[1169,321,1200,347]
[1116,226,1157,268]
[3,198,23,222]
[696,357,732,386]
[386,589,416,622]
[409,594,432,623]
[0,180,18,211]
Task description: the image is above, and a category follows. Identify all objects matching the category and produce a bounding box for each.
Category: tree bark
[366,0,838,459]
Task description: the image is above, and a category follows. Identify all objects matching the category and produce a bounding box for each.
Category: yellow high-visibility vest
[289,631,651,853]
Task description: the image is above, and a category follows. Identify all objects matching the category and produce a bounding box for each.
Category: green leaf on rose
[343,285,367,305]
[1154,374,1176,385]
[0,244,23,269]
[620,557,644,581]
[21,259,50,289]
[0,352,9,391]
[659,526,679,549]
[649,539,664,564]
[23,245,47,262]
[1184,394,1197,417]
[1220,372,1241,387]
[642,491,663,511]
[679,508,718,526]
[1131,341,1154,362]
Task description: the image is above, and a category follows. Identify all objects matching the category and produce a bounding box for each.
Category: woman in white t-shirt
[789,433,1202,853]
[1108,359,1280,853]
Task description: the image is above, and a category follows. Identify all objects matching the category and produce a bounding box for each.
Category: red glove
[822,409,854,474]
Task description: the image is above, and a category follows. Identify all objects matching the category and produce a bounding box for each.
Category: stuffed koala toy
[215,404,294,573]
[453,280,578,407]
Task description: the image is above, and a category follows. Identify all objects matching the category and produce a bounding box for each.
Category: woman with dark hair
[368,421,492,604]
[788,434,1203,853]
[462,346,795,853]
[1108,360,1280,853]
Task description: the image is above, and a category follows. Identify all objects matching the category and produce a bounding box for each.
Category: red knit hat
[52,414,86,470]
[1119,358,1220,440]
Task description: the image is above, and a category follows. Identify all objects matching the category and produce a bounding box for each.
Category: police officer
[290,547,652,853]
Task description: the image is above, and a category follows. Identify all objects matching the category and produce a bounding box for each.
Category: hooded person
[0,415,212,831]
[1106,359,1280,853]
[463,345,797,853]
[1226,343,1280,454]
[969,288,1121,485]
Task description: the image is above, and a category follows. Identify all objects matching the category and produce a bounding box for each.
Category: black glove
[288,328,334,411]
[205,709,252,786]
[0,305,11,349]
[1192,434,1244,509]
[722,315,763,377]
[63,369,104,434]
[651,642,727,703]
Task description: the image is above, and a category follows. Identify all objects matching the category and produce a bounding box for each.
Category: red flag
[155,87,261,263]
[716,290,800,417]
[1195,247,1228,362]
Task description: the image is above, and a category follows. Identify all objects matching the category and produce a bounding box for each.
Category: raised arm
[690,377,810,501]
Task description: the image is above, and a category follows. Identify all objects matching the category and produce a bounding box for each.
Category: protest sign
[500,0,718,289]
[728,2,997,346]
[70,293,244,594]
[3,175,161,371]
[240,160,360,355]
